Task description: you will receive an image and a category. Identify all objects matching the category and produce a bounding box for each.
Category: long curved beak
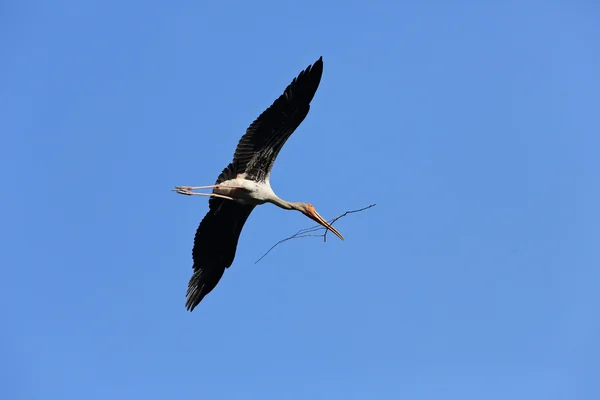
[309,208,345,241]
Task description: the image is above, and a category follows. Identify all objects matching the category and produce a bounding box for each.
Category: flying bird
[174,57,344,311]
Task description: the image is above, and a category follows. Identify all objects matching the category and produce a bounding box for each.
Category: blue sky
[2,0,599,398]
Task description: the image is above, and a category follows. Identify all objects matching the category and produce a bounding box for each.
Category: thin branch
[254,203,376,264]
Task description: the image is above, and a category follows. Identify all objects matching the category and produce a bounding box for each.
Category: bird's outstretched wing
[185,57,323,310]
[230,56,324,182]
[185,197,255,311]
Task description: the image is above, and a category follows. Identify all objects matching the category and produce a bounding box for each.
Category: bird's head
[294,203,344,241]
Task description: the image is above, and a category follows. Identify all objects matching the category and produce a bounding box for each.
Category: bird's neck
[269,196,296,211]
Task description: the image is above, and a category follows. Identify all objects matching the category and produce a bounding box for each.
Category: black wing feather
[185,197,255,311]
[231,56,324,181]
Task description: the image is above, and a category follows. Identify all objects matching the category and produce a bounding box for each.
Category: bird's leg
[173,188,235,201]
[188,193,236,201]
[176,184,244,190]
[173,184,245,197]
[173,183,245,198]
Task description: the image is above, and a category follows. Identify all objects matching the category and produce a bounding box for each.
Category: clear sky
[2,1,599,399]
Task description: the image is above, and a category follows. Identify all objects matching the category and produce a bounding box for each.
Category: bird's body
[174,57,344,311]
[212,177,277,206]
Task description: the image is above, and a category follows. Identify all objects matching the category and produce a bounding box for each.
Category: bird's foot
[173,186,196,196]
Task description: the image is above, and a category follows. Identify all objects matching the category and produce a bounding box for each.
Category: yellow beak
[309,208,345,241]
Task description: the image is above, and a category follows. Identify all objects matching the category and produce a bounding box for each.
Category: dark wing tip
[185,276,203,312]
[287,56,324,104]
[185,268,223,311]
